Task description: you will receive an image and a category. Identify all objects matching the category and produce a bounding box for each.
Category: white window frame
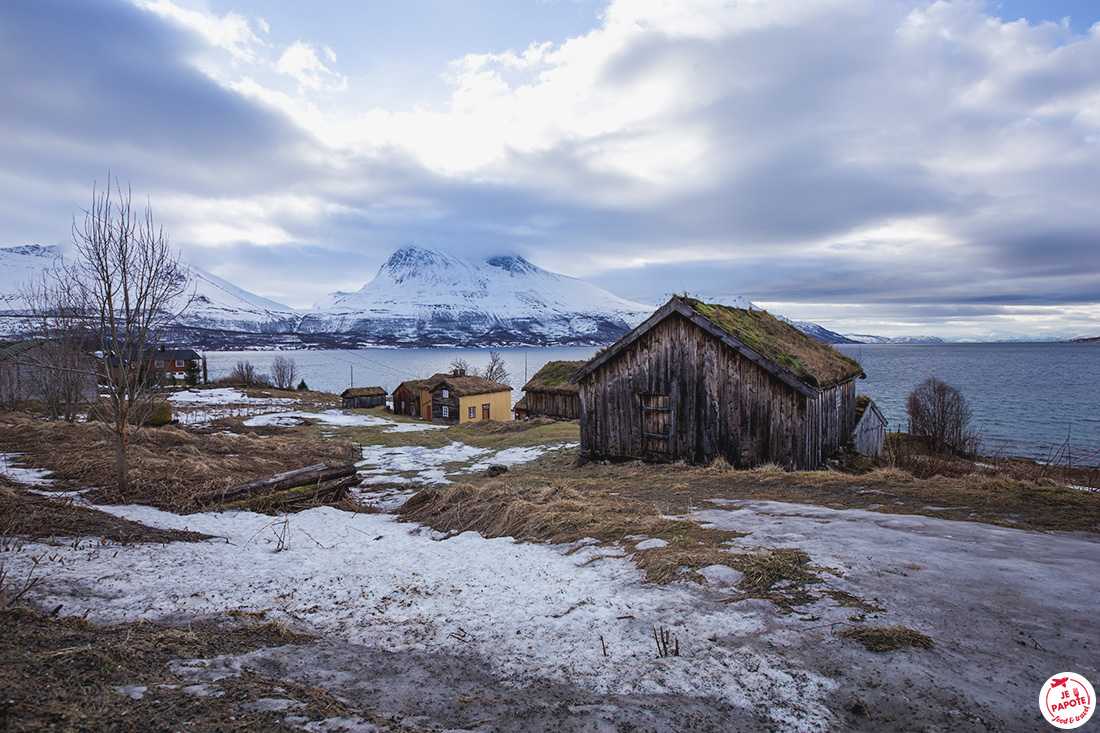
[155,360,164,368]
[469,406,476,419]
[441,406,449,418]
[442,389,449,398]
[175,359,185,368]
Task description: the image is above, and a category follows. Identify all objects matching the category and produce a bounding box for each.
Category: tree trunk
[197,463,358,504]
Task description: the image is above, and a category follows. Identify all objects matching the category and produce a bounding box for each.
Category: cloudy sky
[2,0,1099,339]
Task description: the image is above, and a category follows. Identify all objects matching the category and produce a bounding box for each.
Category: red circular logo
[1041,673,1095,729]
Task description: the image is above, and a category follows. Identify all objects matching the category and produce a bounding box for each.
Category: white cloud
[277,40,348,92]
[136,0,265,62]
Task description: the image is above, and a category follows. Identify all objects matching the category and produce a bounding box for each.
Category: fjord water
[836,342,1100,463]
[204,343,1100,463]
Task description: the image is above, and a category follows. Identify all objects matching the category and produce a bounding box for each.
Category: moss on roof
[683,297,864,388]
[342,386,387,397]
[522,360,586,394]
[431,375,512,397]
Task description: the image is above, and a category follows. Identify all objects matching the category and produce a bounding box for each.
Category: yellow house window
[468,406,476,419]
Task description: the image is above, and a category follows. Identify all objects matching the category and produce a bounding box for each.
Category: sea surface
[204,343,1100,464]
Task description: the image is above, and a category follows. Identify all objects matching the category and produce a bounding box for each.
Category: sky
[1,0,1099,339]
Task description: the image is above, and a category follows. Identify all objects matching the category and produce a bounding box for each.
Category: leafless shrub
[270,355,298,391]
[906,377,979,455]
[223,360,269,387]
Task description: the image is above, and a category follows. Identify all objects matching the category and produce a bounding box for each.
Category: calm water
[204,343,1100,463]
[836,343,1100,463]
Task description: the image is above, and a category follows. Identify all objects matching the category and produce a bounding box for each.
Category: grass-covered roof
[342,386,387,397]
[522,360,586,394]
[680,297,864,388]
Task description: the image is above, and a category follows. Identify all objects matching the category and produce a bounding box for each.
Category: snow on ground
[0,452,53,486]
[243,410,446,433]
[4,504,837,730]
[356,441,577,486]
[466,443,578,472]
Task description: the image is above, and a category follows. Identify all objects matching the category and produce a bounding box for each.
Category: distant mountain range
[0,244,1082,348]
[0,244,652,348]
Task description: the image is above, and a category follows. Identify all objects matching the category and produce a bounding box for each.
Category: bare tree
[449,353,509,383]
[450,357,471,375]
[270,355,298,391]
[481,351,510,383]
[66,178,193,493]
[17,267,95,420]
[906,376,977,454]
[226,359,262,386]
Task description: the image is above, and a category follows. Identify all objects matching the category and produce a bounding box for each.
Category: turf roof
[681,297,864,388]
[522,360,586,394]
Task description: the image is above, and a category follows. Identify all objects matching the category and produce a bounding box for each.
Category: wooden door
[641,394,671,460]
[482,403,491,420]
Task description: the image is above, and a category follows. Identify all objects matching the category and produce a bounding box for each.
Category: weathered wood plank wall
[577,313,857,469]
[524,391,580,420]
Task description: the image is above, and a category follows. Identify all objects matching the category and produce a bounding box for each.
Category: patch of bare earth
[0,605,419,733]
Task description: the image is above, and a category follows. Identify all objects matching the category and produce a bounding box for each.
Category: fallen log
[225,474,361,513]
[197,462,358,505]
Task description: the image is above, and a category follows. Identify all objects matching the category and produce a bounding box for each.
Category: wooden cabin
[421,371,512,425]
[519,360,585,420]
[106,346,201,382]
[852,395,887,457]
[391,380,424,416]
[341,386,387,409]
[569,296,866,469]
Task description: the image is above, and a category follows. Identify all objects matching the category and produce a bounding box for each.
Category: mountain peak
[485,255,538,275]
[302,247,655,346]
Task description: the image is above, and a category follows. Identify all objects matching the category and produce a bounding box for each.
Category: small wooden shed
[569,296,865,469]
[519,360,585,420]
[392,380,424,416]
[852,395,887,457]
[341,386,387,409]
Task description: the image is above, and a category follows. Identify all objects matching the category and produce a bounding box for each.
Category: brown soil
[0,605,416,733]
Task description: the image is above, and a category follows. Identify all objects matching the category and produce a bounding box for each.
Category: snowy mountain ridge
[298,246,655,346]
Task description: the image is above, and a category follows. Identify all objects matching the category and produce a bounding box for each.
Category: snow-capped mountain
[182,268,297,333]
[299,246,654,346]
[844,333,947,344]
[0,244,297,339]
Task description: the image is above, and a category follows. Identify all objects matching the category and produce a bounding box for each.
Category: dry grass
[0,412,359,512]
[840,625,935,652]
[0,605,414,732]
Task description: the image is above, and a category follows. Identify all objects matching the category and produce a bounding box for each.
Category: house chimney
[453,368,465,377]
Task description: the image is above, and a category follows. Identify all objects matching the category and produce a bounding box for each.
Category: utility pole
[350,365,354,389]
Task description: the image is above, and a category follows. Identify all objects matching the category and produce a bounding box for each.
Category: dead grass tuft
[734,547,814,593]
[840,625,935,652]
[0,413,359,512]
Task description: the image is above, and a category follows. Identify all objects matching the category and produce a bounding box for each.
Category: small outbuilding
[341,386,387,409]
[392,379,425,416]
[569,296,865,469]
[852,395,887,457]
[519,360,585,420]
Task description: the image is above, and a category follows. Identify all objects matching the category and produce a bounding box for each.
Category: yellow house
[417,370,512,424]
